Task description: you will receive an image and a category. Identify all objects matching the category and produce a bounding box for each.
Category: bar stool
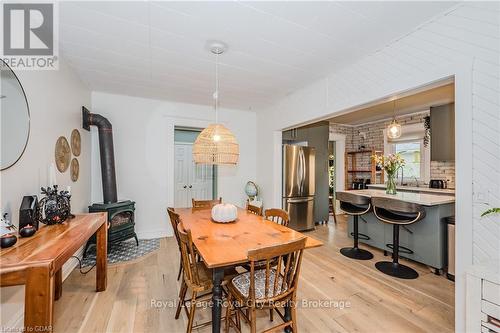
[371,197,426,279]
[337,192,373,260]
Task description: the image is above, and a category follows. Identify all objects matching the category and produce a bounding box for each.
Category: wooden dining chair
[246,200,263,216]
[225,237,307,333]
[192,197,222,209]
[264,208,290,227]
[167,207,183,281]
[176,223,237,333]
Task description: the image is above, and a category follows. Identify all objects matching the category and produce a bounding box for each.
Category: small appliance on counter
[429,179,445,189]
[352,178,371,190]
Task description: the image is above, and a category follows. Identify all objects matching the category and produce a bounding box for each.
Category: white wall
[0,61,91,328]
[91,92,257,239]
[256,3,499,332]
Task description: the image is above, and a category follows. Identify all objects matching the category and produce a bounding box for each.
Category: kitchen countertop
[344,189,455,206]
[367,184,455,195]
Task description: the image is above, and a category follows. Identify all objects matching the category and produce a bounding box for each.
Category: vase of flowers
[372,153,406,195]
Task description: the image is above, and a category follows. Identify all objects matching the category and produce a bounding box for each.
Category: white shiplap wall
[258,1,500,265]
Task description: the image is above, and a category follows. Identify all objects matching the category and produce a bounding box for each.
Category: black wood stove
[82,107,138,255]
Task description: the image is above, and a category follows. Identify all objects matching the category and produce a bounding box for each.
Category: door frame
[329,133,345,213]
[173,140,217,206]
[166,117,219,209]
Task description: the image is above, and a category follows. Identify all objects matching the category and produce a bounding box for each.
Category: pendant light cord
[214,52,219,123]
[392,99,396,121]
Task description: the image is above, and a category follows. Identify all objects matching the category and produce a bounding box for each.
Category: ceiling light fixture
[193,41,239,165]
[387,99,402,139]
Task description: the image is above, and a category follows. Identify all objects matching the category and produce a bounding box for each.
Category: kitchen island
[343,189,455,271]
[366,184,455,195]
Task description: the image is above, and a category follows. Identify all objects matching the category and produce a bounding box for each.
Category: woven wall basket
[193,124,239,165]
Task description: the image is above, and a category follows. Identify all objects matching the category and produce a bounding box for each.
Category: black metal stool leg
[375,224,418,279]
[340,215,373,260]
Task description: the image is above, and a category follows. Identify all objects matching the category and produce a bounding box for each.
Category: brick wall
[430,161,456,188]
[330,111,455,187]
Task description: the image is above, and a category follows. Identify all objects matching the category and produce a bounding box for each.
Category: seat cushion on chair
[231,269,288,299]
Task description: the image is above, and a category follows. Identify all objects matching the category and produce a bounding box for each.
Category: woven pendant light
[193,42,239,165]
[193,124,239,164]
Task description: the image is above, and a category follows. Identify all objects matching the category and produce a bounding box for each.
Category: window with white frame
[384,122,430,183]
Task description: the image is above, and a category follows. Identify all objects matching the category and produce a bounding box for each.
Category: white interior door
[174,143,214,207]
[174,144,190,207]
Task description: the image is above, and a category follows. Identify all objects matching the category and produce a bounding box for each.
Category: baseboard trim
[63,245,85,280]
[136,228,170,239]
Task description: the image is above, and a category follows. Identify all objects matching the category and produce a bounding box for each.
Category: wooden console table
[0,213,108,332]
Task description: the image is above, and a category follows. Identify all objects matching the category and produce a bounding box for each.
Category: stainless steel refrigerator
[282,145,315,231]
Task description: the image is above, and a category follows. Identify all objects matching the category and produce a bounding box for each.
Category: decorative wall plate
[71,129,81,156]
[55,136,71,172]
[70,158,79,182]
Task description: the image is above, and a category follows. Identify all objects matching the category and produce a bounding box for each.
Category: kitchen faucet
[412,176,419,187]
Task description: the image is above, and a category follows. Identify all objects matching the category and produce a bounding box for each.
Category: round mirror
[1,60,30,170]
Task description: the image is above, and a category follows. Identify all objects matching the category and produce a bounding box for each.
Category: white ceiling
[59,1,457,111]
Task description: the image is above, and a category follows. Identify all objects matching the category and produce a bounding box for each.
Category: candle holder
[38,185,74,225]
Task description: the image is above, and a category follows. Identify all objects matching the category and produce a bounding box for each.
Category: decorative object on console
[19,195,39,230]
[245,181,258,201]
[48,163,57,186]
[0,60,30,171]
[70,158,79,182]
[371,153,405,195]
[55,136,71,172]
[211,203,238,223]
[19,225,36,238]
[193,41,239,165]
[38,185,73,225]
[70,129,81,156]
[0,234,17,248]
[0,213,17,248]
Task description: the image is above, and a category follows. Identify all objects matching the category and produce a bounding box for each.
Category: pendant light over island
[387,99,402,139]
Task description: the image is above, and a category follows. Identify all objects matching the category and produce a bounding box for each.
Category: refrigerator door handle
[302,150,306,193]
[286,197,314,203]
[298,149,305,195]
[296,149,303,194]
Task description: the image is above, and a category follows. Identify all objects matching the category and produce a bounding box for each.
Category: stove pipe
[82,106,118,203]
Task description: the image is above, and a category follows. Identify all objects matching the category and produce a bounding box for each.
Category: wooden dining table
[176,207,323,333]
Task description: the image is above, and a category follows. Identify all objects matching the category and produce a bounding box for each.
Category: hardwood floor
[54,215,454,332]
